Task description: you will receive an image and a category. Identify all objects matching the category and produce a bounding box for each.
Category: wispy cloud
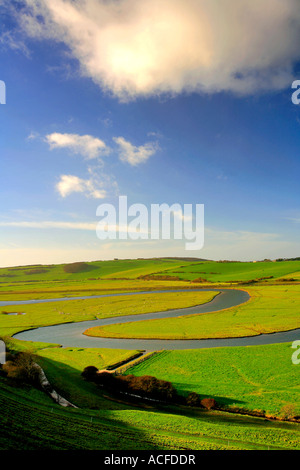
[114,137,159,166]
[285,217,300,223]
[11,0,300,100]
[0,220,149,236]
[27,131,40,141]
[56,173,108,199]
[45,132,109,160]
[0,220,97,230]
[0,29,30,57]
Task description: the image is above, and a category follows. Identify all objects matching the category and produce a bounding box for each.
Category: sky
[1,0,300,266]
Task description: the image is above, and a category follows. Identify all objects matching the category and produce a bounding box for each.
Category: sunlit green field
[0,279,192,301]
[0,258,299,302]
[1,371,299,450]
[151,259,300,282]
[0,258,193,283]
[125,343,300,418]
[84,285,300,340]
[0,257,299,450]
[0,290,217,337]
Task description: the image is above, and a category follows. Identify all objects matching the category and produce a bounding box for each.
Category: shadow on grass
[2,346,297,451]
[0,352,166,450]
[175,382,246,408]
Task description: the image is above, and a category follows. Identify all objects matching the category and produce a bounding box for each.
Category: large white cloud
[14,0,300,100]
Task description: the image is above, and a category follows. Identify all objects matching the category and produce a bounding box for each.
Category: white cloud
[13,0,300,100]
[27,131,40,141]
[56,174,107,199]
[114,136,158,166]
[45,132,109,159]
[0,29,30,57]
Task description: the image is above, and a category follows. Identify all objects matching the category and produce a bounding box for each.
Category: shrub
[94,371,116,388]
[83,368,177,402]
[200,398,216,410]
[190,277,208,283]
[81,366,99,381]
[280,403,297,420]
[123,375,176,401]
[186,392,201,407]
[2,352,40,385]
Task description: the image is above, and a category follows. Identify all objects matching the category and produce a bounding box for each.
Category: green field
[0,258,299,300]
[0,290,217,337]
[0,369,299,450]
[148,259,300,282]
[0,258,193,283]
[125,343,300,418]
[0,257,299,450]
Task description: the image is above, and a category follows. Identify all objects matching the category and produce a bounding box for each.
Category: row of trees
[82,366,217,409]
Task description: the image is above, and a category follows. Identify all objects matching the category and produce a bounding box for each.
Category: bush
[190,277,208,283]
[280,403,297,420]
[2,352,40,385]
[121,375,177,401]
[200,398,216,410]
[94,371,116,388]
[81,366,99,381]
[186,392,201,407]
[83,368,177,402]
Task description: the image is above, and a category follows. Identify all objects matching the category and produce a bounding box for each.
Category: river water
[9,288,300,351]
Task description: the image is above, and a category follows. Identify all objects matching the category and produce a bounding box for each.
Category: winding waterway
[7,288,300,351]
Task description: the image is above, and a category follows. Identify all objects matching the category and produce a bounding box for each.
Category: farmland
[84,285,300,340]
[0,257,299,450]
[124,343,300,418]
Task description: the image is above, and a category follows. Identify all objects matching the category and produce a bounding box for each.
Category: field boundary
[114,351,162,375]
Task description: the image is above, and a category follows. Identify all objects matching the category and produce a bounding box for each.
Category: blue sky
[1,0,300,266]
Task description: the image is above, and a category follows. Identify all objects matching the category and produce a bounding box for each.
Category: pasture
[125,343,300,418]
[0,257,299,450]
[84,285,300,340]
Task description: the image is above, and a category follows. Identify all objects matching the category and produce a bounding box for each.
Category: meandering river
[6,288,299,351]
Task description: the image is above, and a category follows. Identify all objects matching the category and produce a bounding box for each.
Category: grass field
[0,258,299,301]
[0,258,193,283]
[148,259,300,282]
[84,285,300,340]
[0,290,218,337]
[0,371,299,450]
[124,343,300,418]
[0,278,192,301]
[0,257,299,450]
